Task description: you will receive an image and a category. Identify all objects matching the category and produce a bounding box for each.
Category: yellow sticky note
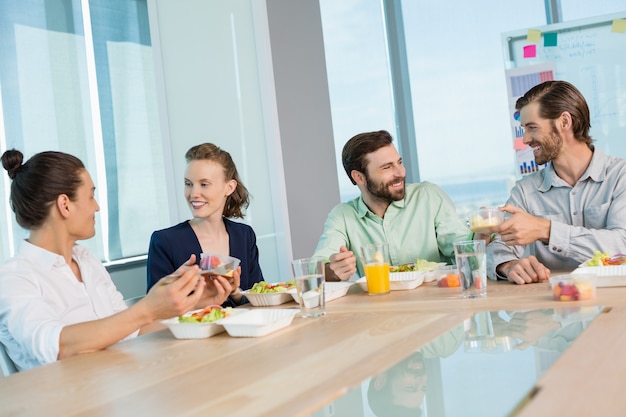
[527,29,541,43]
[611,19,626,33]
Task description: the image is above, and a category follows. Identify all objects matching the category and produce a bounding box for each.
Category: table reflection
[309,306,603,417]
[367,351,427,415]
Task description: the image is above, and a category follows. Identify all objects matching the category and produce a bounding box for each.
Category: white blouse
[0,240,134,371]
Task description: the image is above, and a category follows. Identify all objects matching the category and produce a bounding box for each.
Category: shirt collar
[538,146,604,192]
[18,239,86,270]
[580,146,606,183]
[355,193,406,218]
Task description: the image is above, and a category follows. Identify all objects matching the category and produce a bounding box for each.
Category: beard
[364,172,406,202]
[534,122,563,165]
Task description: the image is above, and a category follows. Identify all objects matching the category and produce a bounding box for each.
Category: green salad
[249,281,295,293]
[178,306,229,323]
[390,259,441,273]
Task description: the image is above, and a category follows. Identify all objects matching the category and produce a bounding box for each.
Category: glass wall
[2,0,623,271]
[559,0,626,20]
[401,0,545,217]
[319,0,396,202]
[0,0,169,262]
[146,0,288,282]
[319,1,625,218]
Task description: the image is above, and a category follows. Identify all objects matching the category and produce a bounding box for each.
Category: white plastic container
[199,253,241,277]
[289,281,354,304]
[356,270,426,291]
[469,207,505,233]
[241,291,294,307]
[161,308,248,339]
[217,309,299,337]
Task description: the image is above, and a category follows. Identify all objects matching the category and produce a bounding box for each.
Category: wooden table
[1,279,626,417]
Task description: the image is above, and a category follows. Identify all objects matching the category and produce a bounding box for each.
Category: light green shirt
[313,182,471,278]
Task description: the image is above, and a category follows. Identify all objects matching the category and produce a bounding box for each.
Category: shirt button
[573,211,578,215]
[552,247,557,251]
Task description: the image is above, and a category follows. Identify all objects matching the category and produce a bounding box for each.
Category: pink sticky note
[523,44,537,58]
[514,138,526,150]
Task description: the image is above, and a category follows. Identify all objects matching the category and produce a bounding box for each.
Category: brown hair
[515,80,592,146]
[1,149,85,230]
[342,130,394,185]
[185,143,249,218]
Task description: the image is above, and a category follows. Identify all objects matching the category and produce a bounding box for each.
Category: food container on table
[241,290,294,307]
[356,270,426,291]
[289,281,354,304]
[199,253,241,277]
[217,309,299,337]
[469,207,505,233]
[433,265,461,288]
[573,264,626,288]
[421,262,448,282]
[161,307,248,339]
[549,273,597,302]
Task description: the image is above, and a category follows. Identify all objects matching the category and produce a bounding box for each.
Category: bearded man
[313,130,471,281]
[487,80,626,284]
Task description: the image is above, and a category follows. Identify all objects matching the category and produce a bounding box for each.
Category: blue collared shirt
[487,147,626,279]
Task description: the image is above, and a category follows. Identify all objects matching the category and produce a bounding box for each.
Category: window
[320,0,546,214]
[320,1,624,219]
[400,0,545,216]
[0,0,169,262]
[559,0,626,20]
[319,0,396,202]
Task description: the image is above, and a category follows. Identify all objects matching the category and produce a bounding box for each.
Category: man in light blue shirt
[313,130,472,280]
[487,81,626,284]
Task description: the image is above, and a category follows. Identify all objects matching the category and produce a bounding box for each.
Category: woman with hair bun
[0,149,234,372]
[147,143,264,305]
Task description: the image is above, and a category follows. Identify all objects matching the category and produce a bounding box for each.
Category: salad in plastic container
[161,306,243,339]
[583,251,626,266]
[248,281,295,293]
[178,305,230,323]
[242,281,296,306]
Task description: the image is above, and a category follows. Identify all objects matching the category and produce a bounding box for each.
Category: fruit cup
[469,207,505,233]
[199,253,241,277]
[434,265,461,288]
[549,273,597,302]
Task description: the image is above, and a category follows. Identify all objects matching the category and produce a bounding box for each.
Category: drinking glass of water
[453,240,487,298]
[290,257,326,317]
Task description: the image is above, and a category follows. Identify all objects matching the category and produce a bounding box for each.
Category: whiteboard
[502,12,626,159]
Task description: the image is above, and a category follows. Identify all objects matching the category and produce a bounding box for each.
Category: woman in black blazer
[147,143,264,307]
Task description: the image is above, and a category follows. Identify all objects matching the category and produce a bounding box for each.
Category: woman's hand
[194,265,242,308]
[227,266,243,304]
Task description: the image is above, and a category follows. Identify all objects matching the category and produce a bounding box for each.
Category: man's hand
[490,309,559,349]
[473,232,492,244]
[497,257,551,284]
[144,260,206,320]
[494,204,551,246]
[328,246,357,281]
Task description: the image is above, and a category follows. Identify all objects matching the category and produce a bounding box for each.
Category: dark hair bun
[1,149,25,180]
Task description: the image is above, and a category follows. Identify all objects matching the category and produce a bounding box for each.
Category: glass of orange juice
[361,243,391,295]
